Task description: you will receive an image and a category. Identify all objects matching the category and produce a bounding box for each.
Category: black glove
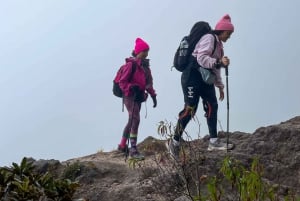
[151,95,157,108]
[131,85,145,102]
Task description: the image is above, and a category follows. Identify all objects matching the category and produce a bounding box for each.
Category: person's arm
[193,34,217,69]
[145,67,157,107]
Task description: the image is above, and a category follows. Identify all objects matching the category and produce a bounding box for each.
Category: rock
[5,116,300,201]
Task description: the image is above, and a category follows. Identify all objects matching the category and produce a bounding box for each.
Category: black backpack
[173,21,213,72]
[112,61,137,98]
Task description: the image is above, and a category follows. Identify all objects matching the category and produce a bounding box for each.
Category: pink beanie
[134,37,149,55]
[215,14,234,31]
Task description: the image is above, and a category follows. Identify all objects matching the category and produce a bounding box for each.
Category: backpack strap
[122,61,137,112]
[210,33,217,56]
[128,61,137,81]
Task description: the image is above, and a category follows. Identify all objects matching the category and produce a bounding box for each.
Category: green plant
[156,119,206,200]
[206,176,223,201]
[157,120,175,138]
[219,156,300,201]
[128,158,145,169]
[0,157,79,201]
[62,161,82,181]
[155,120,300,201]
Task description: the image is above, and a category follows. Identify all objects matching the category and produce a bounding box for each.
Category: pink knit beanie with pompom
[134,38,149,55]
[215,14,234,31]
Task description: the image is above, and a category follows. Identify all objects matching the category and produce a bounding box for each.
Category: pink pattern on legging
[123,96,141,135]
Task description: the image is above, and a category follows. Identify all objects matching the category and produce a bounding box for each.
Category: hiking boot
[129,148,145,160]
[166,138,180,161]
[207,139,234,151]
[117,144,128,153]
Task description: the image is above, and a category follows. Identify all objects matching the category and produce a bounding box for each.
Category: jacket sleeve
[214,69,224,89]
[119,62,134,97]
[193,34,217,69]
[145,67,156,97]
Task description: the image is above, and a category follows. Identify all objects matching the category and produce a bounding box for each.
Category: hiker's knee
[203,101,218,118]
[179,105,197,120]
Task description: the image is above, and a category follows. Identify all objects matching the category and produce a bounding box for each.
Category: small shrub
[62,161,82,181]
[155,120,300,201]
[0,157,79,201]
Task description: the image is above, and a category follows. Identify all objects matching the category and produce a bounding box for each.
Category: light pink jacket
[192,34,224,89]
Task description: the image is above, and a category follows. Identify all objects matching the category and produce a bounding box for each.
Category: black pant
[174,68,218,140]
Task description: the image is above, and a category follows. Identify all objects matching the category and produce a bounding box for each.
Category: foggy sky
[1,0,299,166]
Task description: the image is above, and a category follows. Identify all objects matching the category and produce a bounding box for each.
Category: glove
[151,95,157,108]
[131,85,144,102]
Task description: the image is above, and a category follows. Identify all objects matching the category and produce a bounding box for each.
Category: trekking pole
[225,67,230,152]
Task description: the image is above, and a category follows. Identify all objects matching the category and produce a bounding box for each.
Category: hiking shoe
[207,139,234,151]
[166,138,180,161]
[118,144,128,153]
[129,148,145,160]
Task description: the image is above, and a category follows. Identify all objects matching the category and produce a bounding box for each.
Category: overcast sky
[1,0,299,166]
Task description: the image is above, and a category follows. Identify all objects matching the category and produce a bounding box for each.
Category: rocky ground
[30,116,300,201]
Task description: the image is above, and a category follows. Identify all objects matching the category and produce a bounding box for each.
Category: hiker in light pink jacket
[167,14,235,161]
[118,37,157,160]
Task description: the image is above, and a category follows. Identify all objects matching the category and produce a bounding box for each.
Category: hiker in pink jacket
[118,37,157,160]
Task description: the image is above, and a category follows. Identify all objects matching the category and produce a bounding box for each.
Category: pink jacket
[192,34,224,89]
[119,57,156,98]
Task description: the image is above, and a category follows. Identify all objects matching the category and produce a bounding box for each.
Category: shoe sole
[207,144,235,151]
[207,146,227,151]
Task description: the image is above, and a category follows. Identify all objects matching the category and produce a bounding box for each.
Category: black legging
[174,73,218,141]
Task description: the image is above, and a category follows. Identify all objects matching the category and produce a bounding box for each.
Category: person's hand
[221,56,230,67]
[218,87,224,101]
[151,95,157,108]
